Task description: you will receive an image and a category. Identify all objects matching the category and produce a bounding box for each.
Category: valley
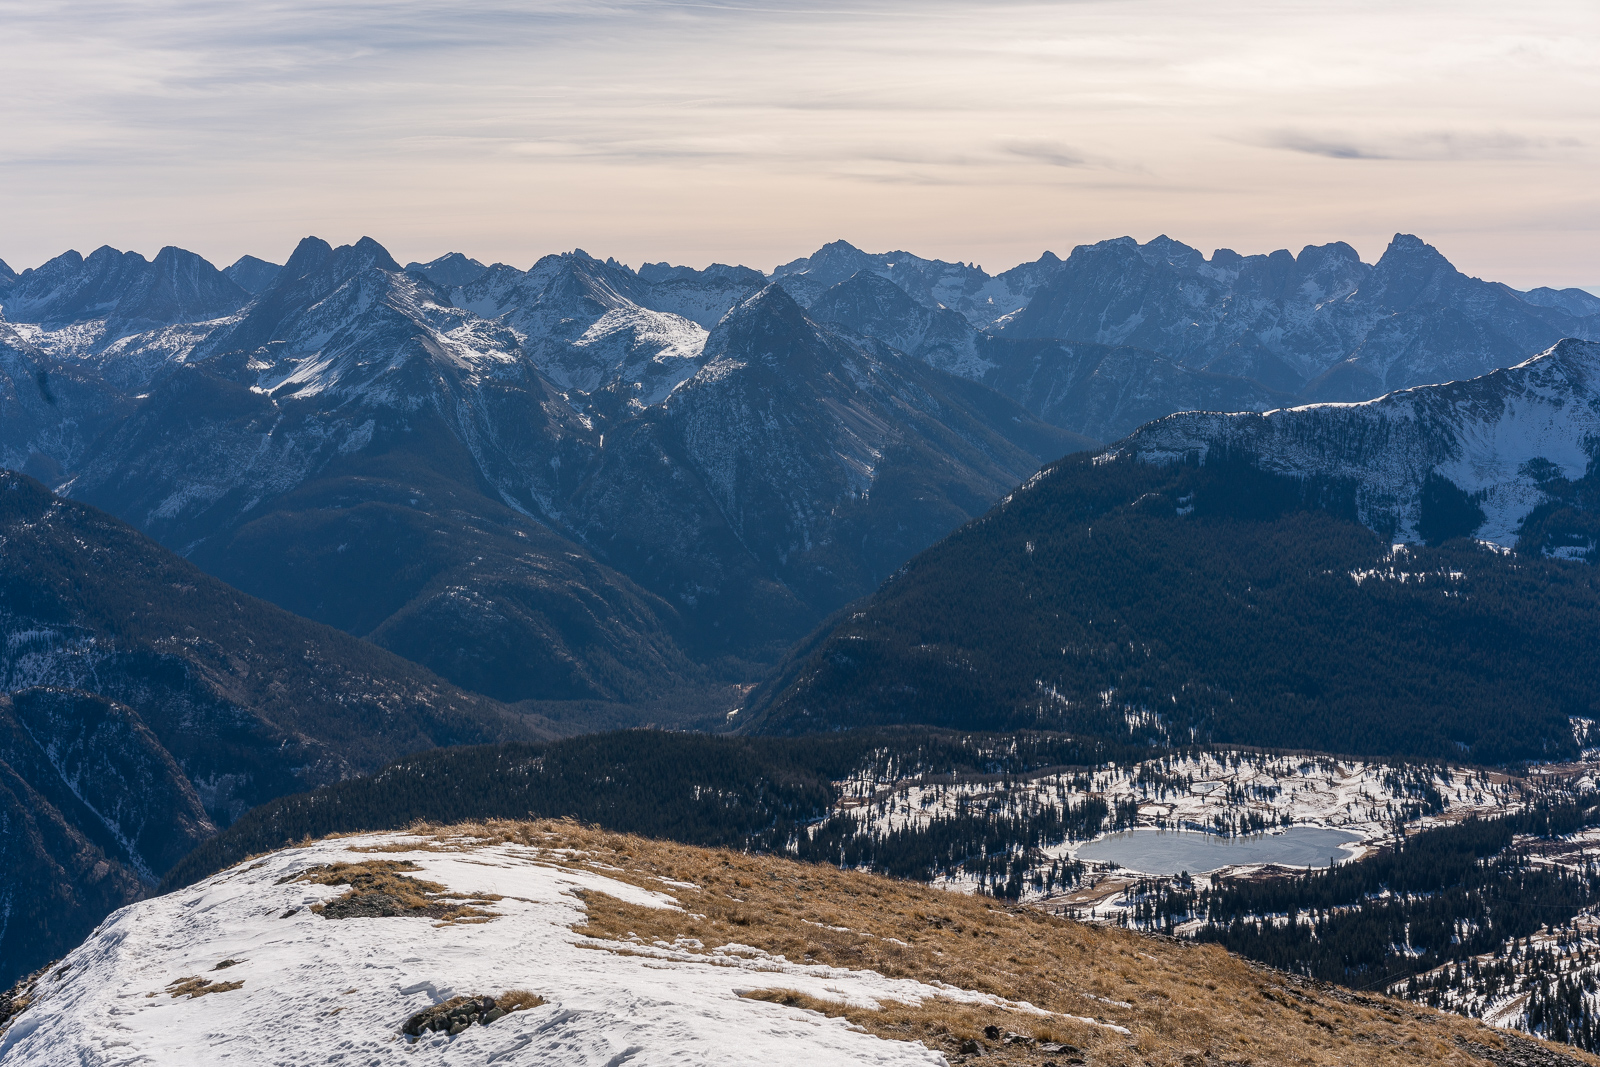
[6,0,1594,1059]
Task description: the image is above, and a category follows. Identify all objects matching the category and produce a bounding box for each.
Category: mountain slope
[635,260,767,327]
[0,687,215,983]
[440,248,710,398]
[747,342,1600,763]
[2,821,1570,1067]
[1119,338,1600,550]
[0,469,550,982]
[223,255,282,295]
[1,469,546,802]
[977,337,1295,443]
[557,286,1087,658]
[0,317,131,483]
[808,270,1292,441]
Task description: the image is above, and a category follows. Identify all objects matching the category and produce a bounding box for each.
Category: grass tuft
[166,976,244,999]
[291,860,499,924]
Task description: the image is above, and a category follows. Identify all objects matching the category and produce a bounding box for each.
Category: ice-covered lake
[1075,826,1364,875]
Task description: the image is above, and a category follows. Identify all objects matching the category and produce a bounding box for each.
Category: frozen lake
[1075,826,1364,875]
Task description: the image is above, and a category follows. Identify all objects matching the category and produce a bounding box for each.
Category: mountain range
[6,228,1600,1055]
[1,236,1084,712]
[4,233,1593,701]
[3,230,1595,720]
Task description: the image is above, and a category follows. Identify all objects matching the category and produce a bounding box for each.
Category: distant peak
[743,282,805,314]
[404,252,489,287]
[1377,233,1447,263]
[350,236,401,271]
[1140,235,1204,265]
[714,283,809,338]
[1074,236,1139,256]
[86,244,145,266]
[1372,234,1454,287]
[284,236,335,270]
[841,269,904,291]
[1296,241,1363,265]
[151,245,213,267]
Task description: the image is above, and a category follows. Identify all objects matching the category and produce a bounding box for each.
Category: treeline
[1515,448,1600,564]
[163,726,1148,891]
[1407,930,1600,1050]
[750,451,1600,765]
[795,794,1135,894]
[1119,800,1600,994]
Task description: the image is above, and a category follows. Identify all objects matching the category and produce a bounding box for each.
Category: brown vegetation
[287,859,500,925]
[326,820,1598,1066]
[166,975,244,999]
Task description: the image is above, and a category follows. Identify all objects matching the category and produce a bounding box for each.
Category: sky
[0,0,1596,289]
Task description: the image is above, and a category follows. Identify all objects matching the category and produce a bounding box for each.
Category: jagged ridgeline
[745,342,1600,763]
[161,728,1149,893]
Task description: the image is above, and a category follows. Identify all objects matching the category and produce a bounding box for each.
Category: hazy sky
[1,0,1596,288]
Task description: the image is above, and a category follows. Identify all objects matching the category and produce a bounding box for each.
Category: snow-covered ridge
[1104,338,1600,548]
[0,832,975,1066]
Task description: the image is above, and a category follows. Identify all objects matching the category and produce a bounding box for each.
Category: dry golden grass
[495,990,547,1012]
[165,975,244,999]
[288,859,500,925]
[317,819,1595,1067]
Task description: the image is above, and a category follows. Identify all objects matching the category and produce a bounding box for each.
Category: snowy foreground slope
[2,822,1574,1067]
[0,833,961,1067]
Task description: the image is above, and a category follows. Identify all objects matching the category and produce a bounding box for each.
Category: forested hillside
[162,727,1146,891]
[745,449,1600,764]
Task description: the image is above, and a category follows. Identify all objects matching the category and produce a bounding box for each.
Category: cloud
[0,0,1596,288]
[1263,129,1585,162]
[1002,139,1092,168]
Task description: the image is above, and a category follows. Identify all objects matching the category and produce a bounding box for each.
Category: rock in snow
[1,831,965,1066]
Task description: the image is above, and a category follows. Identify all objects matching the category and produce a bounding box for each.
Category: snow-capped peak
[1111,338,1600,549]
